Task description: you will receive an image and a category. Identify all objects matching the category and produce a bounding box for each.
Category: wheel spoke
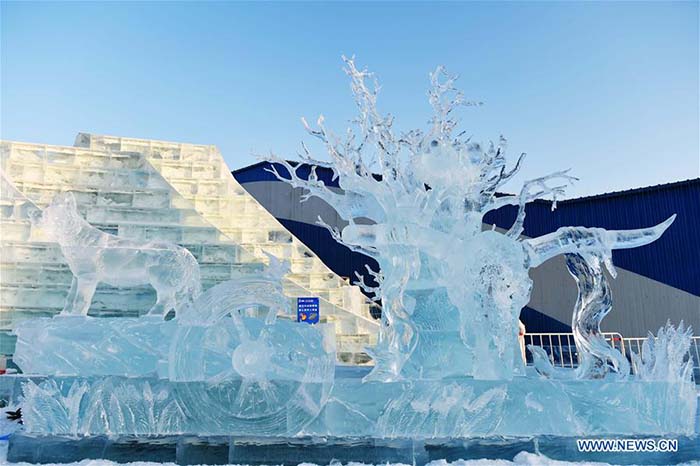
[207,368,236,386]
[268,360,306,381]
[230,312,251,343]
[232,378,256,414]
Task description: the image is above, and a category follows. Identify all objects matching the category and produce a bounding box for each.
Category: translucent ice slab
[13,316,174,378]
[18,372,696,438]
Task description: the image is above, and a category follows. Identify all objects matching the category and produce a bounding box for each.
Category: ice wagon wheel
[169,277,335,436]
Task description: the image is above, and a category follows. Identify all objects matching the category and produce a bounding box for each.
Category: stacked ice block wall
[0,134,378,363]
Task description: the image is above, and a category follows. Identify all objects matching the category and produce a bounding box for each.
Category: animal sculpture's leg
[66,275,98,316]
[148,289,176,316]
[147,264,177,316]
[61,277,79,314]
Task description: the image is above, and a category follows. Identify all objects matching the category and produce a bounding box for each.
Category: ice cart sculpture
[10,58,696,440]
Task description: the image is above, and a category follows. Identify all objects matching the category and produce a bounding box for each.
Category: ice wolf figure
[32,192,201,317]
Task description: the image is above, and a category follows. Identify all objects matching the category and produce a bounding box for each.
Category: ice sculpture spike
[33,192,202,317]
[266,57,680,382]
[524,214,676,272]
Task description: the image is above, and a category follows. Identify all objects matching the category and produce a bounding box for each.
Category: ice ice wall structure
[267,57,680,382]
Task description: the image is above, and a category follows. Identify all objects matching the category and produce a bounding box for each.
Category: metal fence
[524,333,700,380]
[524,332,625,369]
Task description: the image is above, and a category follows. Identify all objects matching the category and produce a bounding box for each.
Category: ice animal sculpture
[15,247,335,436]
[9,58,697,441]
[266,57,678,382]
[31,192,201,317]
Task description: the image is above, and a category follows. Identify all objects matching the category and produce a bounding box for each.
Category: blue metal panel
[234,164,698,296]
[520,307,571,333]
[233,161,342,188]
[277,218,381,292]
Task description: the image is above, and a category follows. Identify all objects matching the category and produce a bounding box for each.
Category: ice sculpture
[631,320,695,382]
[8,57,697,442]
[528,220,676,380]
[168,255,335,434]
[14,241,335,436]
[266,57,678,382]
[31,192,201,317]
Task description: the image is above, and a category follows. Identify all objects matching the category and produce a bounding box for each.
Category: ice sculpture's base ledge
[307,374,697,438]
[7,373,697,438]
[6,433,700,466]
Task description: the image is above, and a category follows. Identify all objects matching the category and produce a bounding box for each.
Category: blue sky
[2,1,698,197]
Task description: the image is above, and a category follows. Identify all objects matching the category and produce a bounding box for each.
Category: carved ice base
[16,372,696,438]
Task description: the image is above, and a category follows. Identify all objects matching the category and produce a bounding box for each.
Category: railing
[524,332,624,368]
[525,332,700,380]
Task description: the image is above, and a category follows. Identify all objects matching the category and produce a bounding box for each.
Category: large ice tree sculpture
[267,57,675,381]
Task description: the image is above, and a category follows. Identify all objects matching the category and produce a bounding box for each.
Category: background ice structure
[7,57,697,455]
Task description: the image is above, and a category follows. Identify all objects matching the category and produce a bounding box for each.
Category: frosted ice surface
[14,316,175,377]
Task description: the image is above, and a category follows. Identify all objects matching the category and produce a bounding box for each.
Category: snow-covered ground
[2,455,700,466]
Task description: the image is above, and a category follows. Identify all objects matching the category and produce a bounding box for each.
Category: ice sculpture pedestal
[12,372,697,438]
[308,373,698,438]
[14,314,338,437]
[13,313,698,439]
[13,315,175,378]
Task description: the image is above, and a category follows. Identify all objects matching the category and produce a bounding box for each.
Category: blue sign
[297,297,319,324]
